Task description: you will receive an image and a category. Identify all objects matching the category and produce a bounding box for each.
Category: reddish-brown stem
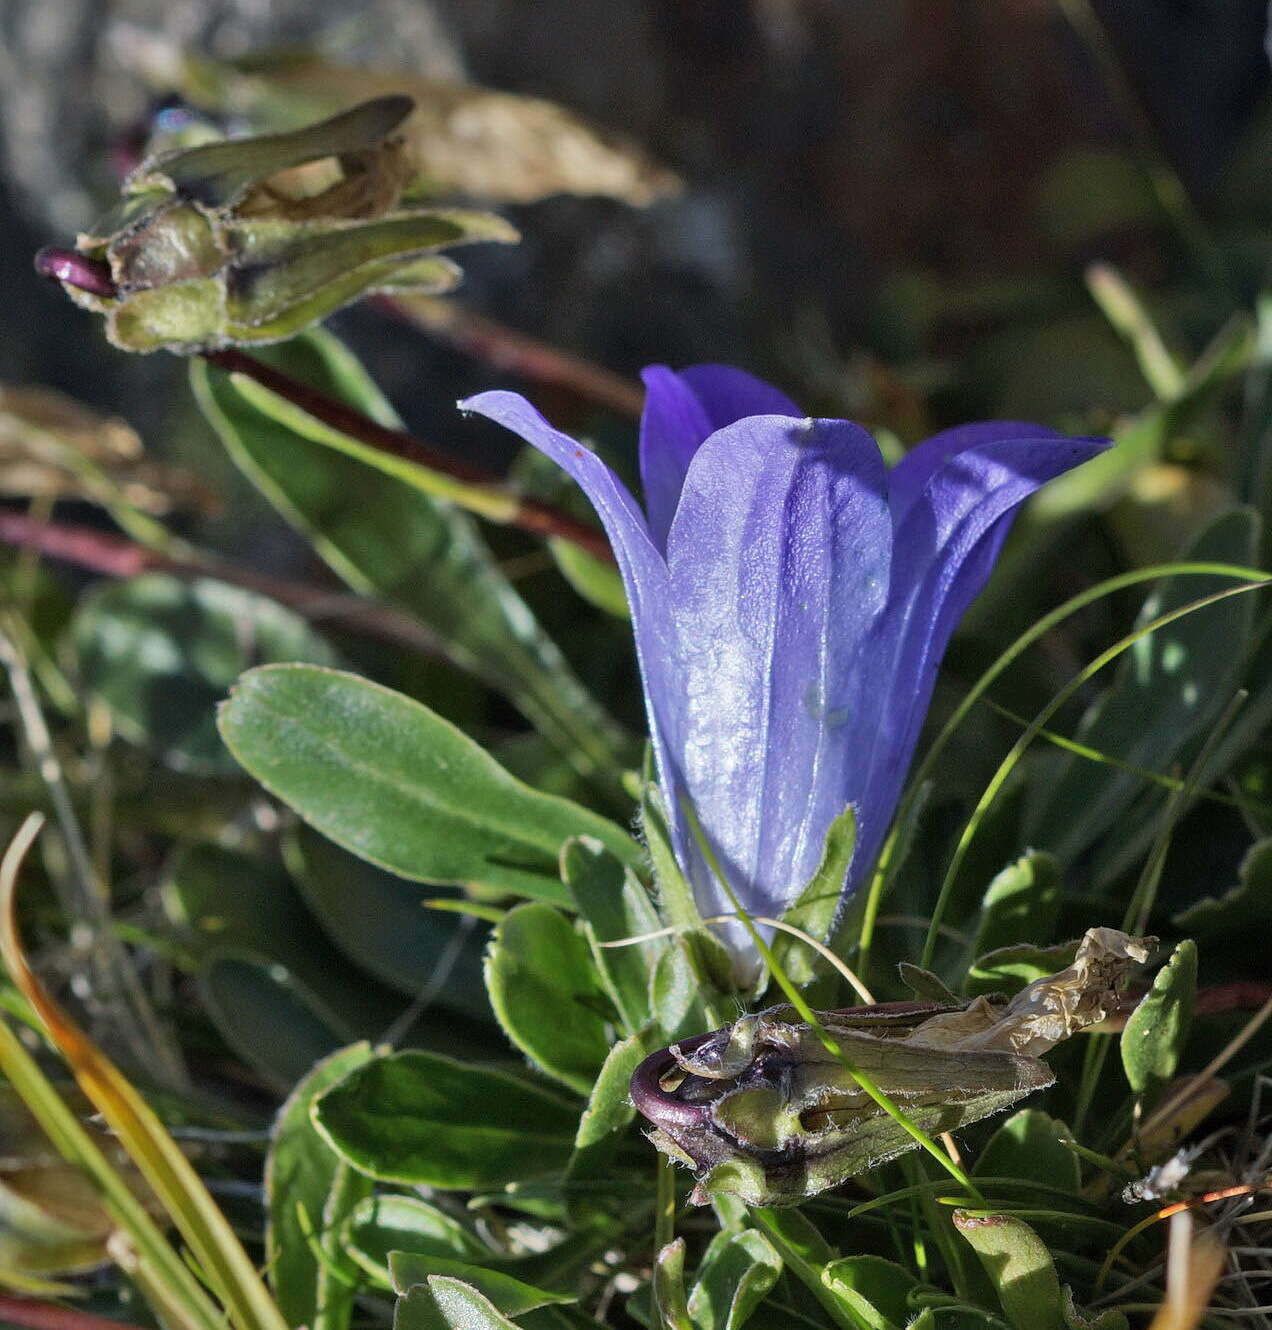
[36,246,618,562]
[377,294,646,419]
[202,348,615,563]
[0,512,443,656]
[0,1297,145,1330]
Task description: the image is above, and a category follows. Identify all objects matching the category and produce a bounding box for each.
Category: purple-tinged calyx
[462,368,1109,981]
[35,247,117,299]
[628,930,1149,1205]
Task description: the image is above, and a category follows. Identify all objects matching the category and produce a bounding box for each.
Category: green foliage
[218,663,640,900]
[394,1277,523,1330]
[952,1213,1127,1330]
[771,805,856,987]
[312,1049,579,1188]
[286,826,489,1020]
[562,837,662,1034]
[973,853,1061,958]
[484,902,612,1093]
[265,1043,373,1330]
[162,843,405,1087]
[1172,835,1272,939]
[1027,509,1260,878]
[390,1252,576,1314]
[686,1229,782,1330]
[1120,939,1197,1103]
[11,44,1272,1330]
[191,329,629,788]
[973,1110,1081,1194]
[73,573,337,774]
[820,1255,916,1330]
[342,1195,491,1285]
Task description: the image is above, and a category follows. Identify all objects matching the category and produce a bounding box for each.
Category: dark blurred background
[1,0,1269,562]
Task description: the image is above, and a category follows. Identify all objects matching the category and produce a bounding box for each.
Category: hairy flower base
[631,928,1152,1205]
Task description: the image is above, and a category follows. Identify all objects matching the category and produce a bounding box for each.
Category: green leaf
[390,1253,574,1315]
[973,853,1061,958]
[163,843,411,1088]
[951,1212,1065,1330]
[198,952,351,1091]
[484,902,612,1093]
[752,1209,858,1330]
[1027,509,1260,868]
[518,1310,610,1330]
[640,780,735,993]
[688,1229,782,1330]
[953,1212,1126,1330]
[342,1195,490,1287]
[312,1049,578,1188]
[820,1255,917,1330]
[770,806,855,987]
[286,827,489,1021]
[191,331,630,787]
[649,941,717,1043]
[1121,940,1197,1102]
[72,573,336,774]
[563,837,662,1034]
[565,1032,648,1220]
[163,842,403,1034]
[394,1277,519,1330]
[217,664,641,901]
[653,1239,694,1330]
[1172,837,1272,938]
[549,538,630,618]
[573,1033,644,1152]
[897,964,963,1006]
[907,1309,1012,1330]
[265,1043,374,1330]
[966,941,1080,999]
[973,1110,1080,1194]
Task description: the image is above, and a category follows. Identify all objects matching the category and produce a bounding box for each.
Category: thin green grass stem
[654,1150,676,1253]
[854,559,1269,983]
[920,577,1270,970]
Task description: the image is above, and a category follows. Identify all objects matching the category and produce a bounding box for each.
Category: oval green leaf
[312,1049,579,1189]
[73,573,337,774]
[217,664,640,901]
[484,902,611,1093]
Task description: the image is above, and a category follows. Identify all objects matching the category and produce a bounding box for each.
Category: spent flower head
[36,96,515,353]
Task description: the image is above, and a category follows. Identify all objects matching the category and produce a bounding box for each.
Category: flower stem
[378,293,645,418]
[203,348,614,562]
[654,1151,677,1254]
[0,511,445,657]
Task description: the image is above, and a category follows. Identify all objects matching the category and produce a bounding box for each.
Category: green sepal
[128,95,416,209]
[770,805,855,988]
